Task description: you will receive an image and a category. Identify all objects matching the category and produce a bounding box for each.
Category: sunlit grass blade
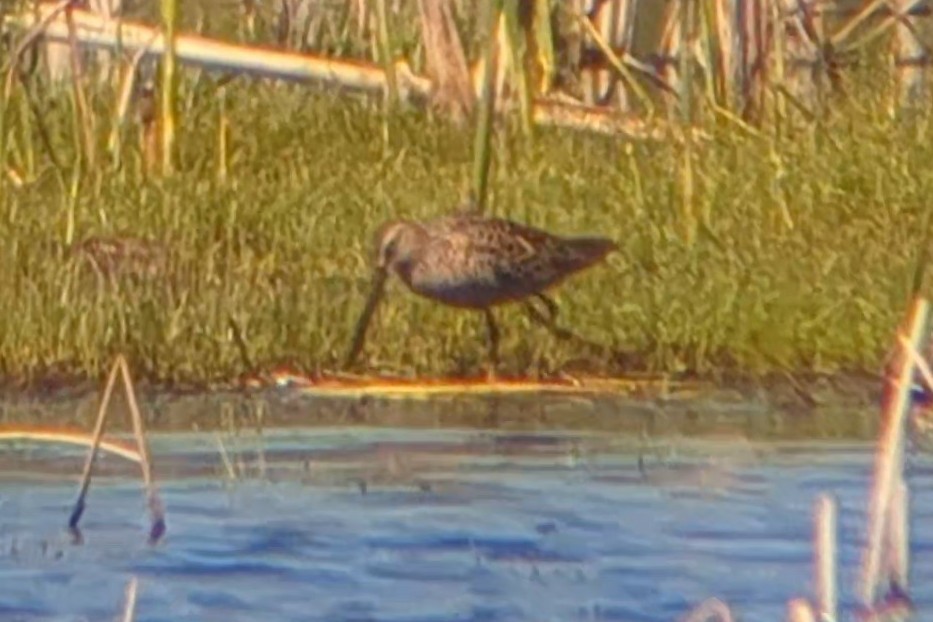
[161,0,179,175]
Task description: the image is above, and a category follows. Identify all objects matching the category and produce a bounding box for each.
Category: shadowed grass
[0,62,931,385]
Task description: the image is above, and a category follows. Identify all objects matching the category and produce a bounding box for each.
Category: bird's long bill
[345,268,388,367]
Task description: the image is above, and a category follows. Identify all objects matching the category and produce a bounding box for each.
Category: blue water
[1,428,932,622]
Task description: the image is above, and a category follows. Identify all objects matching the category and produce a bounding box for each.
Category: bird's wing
[467,219,561,286]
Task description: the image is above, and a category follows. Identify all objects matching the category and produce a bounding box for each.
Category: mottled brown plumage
[346,212,617,376]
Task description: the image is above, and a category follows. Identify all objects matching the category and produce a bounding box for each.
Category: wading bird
[344,210,617,378]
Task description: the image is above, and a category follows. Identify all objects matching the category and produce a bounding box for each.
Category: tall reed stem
[160,0,179,175]
[375,0,398,109]
[678,0,694,124]
[472,0,503,212]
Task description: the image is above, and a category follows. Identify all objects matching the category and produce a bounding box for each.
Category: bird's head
[372,220,427,274]
[345,219,427,368]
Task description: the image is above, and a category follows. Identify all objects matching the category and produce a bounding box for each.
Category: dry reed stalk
[577,0,639,109]
[117,356,164,544]
[120,576,139,622]
[571,6,657,112]
[670,0,699,244]
[609,0,640,107]
[6,3,690,138]
[68,360,120,539]
[276,0,321,51]
[471,0,502,212]
[45,38,72,83]
[375,0,398,108]
[354,0,371,44]
[0,0,71,195]
[64,166,79,245]
[677,0,696,123]
[492,10,511,107]
[451,8,513,115]
[36,0,122,166]
[415,0,475,122]
[884,478,910,591]
[714,0,767,117]
[215,433,238,480]
[3,0,73,92]
[108,33,158,159]
[253,402,267,479]
[779,0,834,113]
[501,0,534,133]
[44,0,120,83]
[898,333,933,390]
[531,0,555,94]
[137,77,160,177]
[6,69,29,179]
[859,297,929,607]
[5,168,24,187]
[87,0,122,84]
[814,494,838,621]
[160,0,179,175]
[657,0,687,114]
[833,2,906,56]
[830,0,914,53]
[475,0,564,128]
[679,131,696,245]
[658,4,678,77]
[241,0,257,39]
[786,598,817,622]
[532,96,706,138]
[9,4,432,99]
[889,331,933,593]
[68,355,166,545]
[693,0,715,103]
[680,597,734,621]
[713,0,741,107]
[891,0,929,113]
[275,0,294,47]
[831,0,879,43]
[769,0,789,123]
[781,493,837,621]
[217,85,229,181]
[64,3,97,168]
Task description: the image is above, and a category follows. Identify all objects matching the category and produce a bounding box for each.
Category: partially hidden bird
[345,209,618,378]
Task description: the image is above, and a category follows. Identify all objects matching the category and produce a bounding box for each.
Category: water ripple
[2,432,932,621]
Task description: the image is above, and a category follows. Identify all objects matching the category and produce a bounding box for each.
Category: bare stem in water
[68,355,166,545]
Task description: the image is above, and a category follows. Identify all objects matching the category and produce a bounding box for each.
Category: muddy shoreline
[0,369,893,441]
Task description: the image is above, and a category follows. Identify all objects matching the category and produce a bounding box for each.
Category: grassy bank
[1,67,931,387]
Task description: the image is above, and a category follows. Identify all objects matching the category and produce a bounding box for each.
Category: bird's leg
[522,303,634,370]
[525,298,626,363]
[523,300,575,342]
[483,308,500,382]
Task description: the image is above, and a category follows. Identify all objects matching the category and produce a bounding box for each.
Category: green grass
[0,59,931,386]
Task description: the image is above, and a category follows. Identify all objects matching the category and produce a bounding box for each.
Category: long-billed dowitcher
[345,210,617,377]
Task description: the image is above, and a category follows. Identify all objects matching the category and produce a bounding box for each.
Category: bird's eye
[378,237,397,267]
[384,239,397,259]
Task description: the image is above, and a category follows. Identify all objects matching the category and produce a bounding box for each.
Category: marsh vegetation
[0,0,931,386]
